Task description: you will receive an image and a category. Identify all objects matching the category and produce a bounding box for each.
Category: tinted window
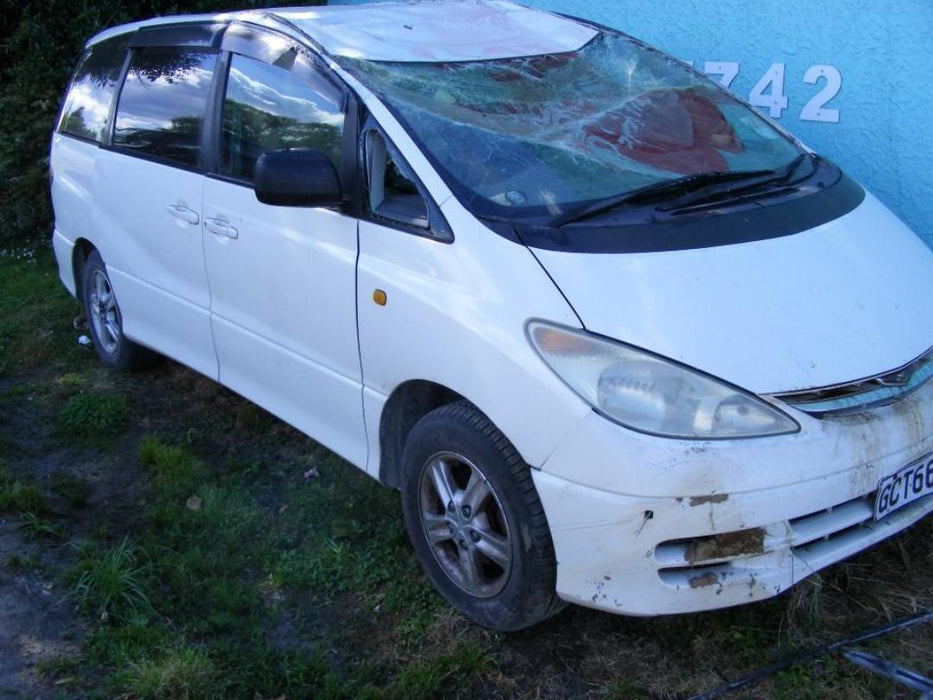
[113,48,217,167]
[59,34,131,142]
[220,53,344,182]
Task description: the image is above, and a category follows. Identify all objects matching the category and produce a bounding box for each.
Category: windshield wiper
[551,169,774,227]
[551,153,818,228]
[654,152,819,212]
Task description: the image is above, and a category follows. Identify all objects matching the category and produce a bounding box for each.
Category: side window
[59,34,131,142]
[220,53,344,182]
[365,130,429,229]
[113,48,218,168]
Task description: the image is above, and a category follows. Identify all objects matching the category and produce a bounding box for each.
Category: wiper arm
[552,168,776,227]
[551,153,819,228]
[654,153,820,212]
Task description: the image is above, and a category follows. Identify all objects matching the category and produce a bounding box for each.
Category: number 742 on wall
[703,62,842,123]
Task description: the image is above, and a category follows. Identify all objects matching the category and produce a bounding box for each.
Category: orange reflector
[373,289,387,306]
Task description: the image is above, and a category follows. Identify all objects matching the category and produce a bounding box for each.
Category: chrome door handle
[204,217,239,239]
[167,204,200,225]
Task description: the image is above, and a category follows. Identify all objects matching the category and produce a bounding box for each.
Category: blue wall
[332,1,933,246]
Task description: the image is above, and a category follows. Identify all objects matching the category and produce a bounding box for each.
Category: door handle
[204,217,239,240]
[167,203,200,225]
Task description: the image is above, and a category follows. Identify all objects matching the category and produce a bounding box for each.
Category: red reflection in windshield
[583,89,744,174]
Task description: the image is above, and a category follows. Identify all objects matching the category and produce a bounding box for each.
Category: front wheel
[82,250,158,372]
[400,401,564,631]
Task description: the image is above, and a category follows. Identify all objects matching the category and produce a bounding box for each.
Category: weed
[127,645,219,700]
[0,460,45,514]
[58,391,127,441]
[36,655,80,679]
[390,641,494,698]
[4,552,40,571]
[55,371,89,392]
[781,573,826,640]
[19,511,65,539]
[50,470,91,508]
[71,536,154,623]
[139,435,208,497]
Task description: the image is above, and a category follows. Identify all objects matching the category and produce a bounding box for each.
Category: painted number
[800,64,842,123]
[704,62,844,123]
[704,61,740,88]
[749,62,789,118]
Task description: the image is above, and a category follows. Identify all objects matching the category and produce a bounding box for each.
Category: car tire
[400,401,565,631]
[82,250,159,372]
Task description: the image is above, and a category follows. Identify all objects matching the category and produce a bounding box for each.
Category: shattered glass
[341,34,803,218]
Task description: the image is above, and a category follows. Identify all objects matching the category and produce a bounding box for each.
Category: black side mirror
[254,148,342,207]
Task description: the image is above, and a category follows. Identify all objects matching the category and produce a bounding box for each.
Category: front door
[201,47,366,466]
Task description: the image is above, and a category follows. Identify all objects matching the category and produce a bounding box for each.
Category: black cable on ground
[687,609,933,699]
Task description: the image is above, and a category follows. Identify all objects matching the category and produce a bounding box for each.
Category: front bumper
[534,379,933,616]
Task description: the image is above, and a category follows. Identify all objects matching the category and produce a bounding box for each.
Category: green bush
[0,0,324,245]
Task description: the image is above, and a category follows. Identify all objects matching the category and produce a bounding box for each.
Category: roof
[89,1,598,63]
[277,1,597,62]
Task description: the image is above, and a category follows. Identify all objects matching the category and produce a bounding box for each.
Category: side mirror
[254,148,342,207]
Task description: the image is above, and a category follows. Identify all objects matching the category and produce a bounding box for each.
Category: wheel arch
[72,238,97,303]
[378,379,465,489]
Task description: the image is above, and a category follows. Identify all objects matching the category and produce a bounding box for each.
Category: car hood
[532,193,933,394]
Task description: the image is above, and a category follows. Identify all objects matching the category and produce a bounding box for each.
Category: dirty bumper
[533,380,933,616]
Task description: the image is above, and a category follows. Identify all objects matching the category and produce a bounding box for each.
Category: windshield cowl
[497,163,863,254]
[550,153,826,228]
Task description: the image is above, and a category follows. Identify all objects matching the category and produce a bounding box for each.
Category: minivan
[51,0,933,630]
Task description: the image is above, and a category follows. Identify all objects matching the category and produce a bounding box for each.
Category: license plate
[874,452,933,520]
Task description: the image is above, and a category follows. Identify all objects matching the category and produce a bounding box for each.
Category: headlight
[528,322,799,439]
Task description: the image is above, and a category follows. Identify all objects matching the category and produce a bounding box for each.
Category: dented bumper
[534,379,933,616]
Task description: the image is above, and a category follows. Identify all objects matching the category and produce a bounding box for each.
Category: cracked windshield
[342,33,803,219]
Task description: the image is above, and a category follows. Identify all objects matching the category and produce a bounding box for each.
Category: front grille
[787,495,873,548]
[775,346,933,417]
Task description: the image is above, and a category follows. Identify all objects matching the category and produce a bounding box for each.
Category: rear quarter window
[113,47,218,168]
[59,34,131,142]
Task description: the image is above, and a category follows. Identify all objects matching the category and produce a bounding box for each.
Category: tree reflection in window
[59,34,131,142]
[220,54,344,182]
[113,48,217,167]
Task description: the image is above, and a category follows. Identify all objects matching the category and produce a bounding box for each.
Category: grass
[0,459,45,514]
[57,391,127,441]
[70,536,154,623]
[0,247,81,376]
[50,470,91,508]
[19,511,66,540]
[1,252,931,698]
[128,646,219,700]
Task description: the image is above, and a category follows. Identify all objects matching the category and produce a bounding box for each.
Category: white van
[50,1,933,630]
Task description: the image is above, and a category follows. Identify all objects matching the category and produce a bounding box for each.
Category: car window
[220,53,344,182]
[113,47,218,168]
[365,130,428,228]
[59,33,131,142]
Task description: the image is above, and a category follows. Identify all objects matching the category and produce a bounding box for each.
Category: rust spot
[688,493,729,506]
[689,572,720,589]
[682,528,766,564]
